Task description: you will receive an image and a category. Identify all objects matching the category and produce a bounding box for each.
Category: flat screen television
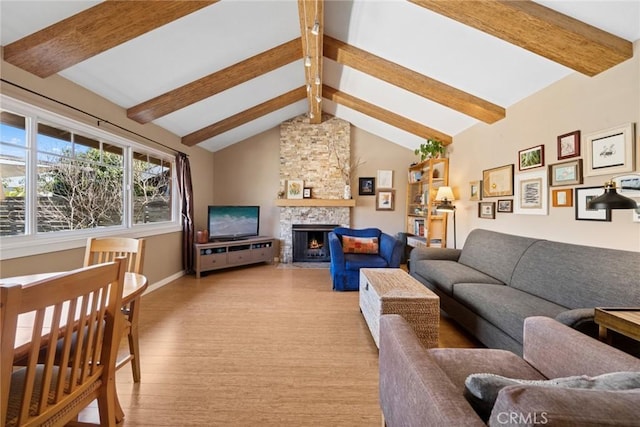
[208,205,260,241]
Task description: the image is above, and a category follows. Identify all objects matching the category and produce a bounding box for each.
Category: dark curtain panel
[176,153,195,273]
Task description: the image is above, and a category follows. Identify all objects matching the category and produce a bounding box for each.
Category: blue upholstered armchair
[328,227,404,291]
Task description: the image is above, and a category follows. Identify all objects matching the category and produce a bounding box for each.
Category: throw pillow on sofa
[464,371,640,419]
[341,236,379,254]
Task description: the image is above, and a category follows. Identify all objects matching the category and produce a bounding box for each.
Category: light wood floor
[82,264,479,426]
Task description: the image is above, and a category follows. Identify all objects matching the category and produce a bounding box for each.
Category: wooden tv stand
[194,236,275,278]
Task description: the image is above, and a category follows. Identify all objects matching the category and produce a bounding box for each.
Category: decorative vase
[196,230,208,243]
[343,184,351,199]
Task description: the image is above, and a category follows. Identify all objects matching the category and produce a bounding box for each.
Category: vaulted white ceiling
[1,0,639,153]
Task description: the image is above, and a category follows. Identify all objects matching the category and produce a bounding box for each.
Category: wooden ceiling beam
[128,38,303,124]
[2,1,216,78]
[297,0,324,124]
[324,35,505,124]
[181,86,307,147]
[408,0,633,77]
[323,85,452,145]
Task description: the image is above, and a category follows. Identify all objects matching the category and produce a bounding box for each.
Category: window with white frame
[0,96,178,253]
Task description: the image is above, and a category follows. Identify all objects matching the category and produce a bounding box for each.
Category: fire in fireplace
[292,224,338,262]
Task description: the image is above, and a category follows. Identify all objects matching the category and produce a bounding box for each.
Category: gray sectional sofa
[409,228,640,355]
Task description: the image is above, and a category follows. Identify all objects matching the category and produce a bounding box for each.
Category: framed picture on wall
[478,202,496,219]
[482,164,514,197]
[575,186,611,221]
[584,123,635,176]
[614,174,640,197]
[497,199,513,213]
[377,170,393,188]
[552,189,573,207]
[359,177,375,195]
[376,190,395,210]
[514,170,548,215]
[286,180,304,199]
[557,130,580,160]
[469,180,482,201]
[518,145,545,171]
[549,159,583,187]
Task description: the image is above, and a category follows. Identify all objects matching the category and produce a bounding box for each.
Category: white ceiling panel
[198,100,309,152]
[325,0,574,105]
[323,59,478,136]
[155,60,306,136]
[59,0,300,107]
[323,99,427,151]
[0,1,101,44]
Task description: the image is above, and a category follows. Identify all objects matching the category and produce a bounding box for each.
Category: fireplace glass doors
[292,224,338,262]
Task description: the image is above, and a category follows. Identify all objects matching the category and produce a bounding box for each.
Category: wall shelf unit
[406,158,449,248]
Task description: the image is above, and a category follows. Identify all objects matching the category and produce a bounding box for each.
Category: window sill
[0,223,182,260]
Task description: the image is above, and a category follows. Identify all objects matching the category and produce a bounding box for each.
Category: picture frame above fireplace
[286,180,304,199]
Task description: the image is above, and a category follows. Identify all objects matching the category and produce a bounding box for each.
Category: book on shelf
[413,218,425,237]
[408,170,423,183]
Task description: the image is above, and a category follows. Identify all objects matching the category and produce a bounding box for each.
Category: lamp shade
[435,186,455,202]
[435,200,455,212]
[587,181,638,210]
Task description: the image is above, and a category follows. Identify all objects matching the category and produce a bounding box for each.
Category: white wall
[449,42,640,251]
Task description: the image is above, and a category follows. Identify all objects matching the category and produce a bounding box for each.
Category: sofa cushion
[412,260,503,295]
[490,385,640,427]
[344,254,387,271]
[341,235,379,254]
[466,371,640,418]
[511,240,640,309]
[453,284,566,344]
[457,229,539,285]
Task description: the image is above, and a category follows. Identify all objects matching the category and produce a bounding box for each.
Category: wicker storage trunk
[359,268,440,349]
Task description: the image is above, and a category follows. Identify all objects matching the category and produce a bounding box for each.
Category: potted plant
[414,138,445,162]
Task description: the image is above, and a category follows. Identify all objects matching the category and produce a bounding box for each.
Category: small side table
[594,308,640,344]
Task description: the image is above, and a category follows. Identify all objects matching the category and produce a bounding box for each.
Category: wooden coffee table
[594,307,640,344]
[359,268,440,349]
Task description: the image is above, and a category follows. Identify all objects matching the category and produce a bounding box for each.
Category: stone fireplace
[278,114,352,263]
[279,206,349,263]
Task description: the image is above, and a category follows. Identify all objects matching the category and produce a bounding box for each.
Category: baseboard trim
[143,270,185,295]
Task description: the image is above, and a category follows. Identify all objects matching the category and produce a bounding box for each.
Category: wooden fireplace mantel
[275,199,356,207]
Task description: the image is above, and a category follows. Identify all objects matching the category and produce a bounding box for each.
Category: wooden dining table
[1,270,147,423]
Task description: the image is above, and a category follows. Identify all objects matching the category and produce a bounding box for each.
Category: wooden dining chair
[1,258,126,427]
[83,237,146,383]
